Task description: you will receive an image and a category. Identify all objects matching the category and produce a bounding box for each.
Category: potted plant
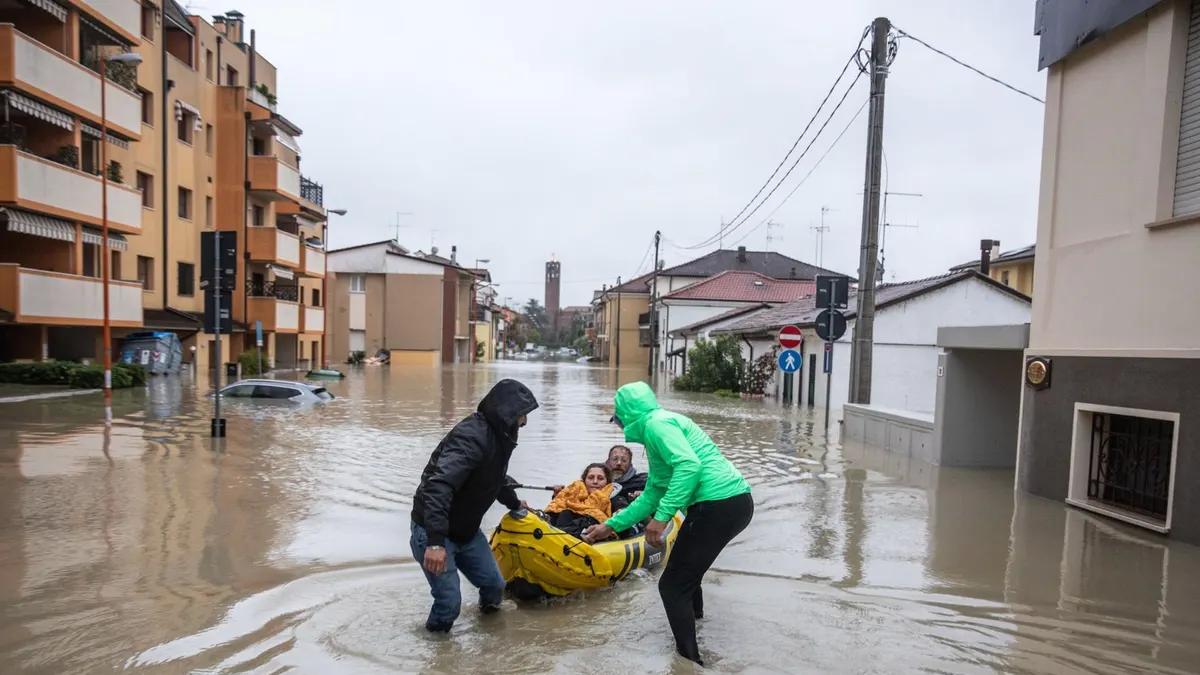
[55,145,79,169]
[107,160,123,183]
[255,83,278,106]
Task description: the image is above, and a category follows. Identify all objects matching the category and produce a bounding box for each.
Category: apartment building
[1022,0,1200,544]
[591,272,652,371]
[950,240,1035,296]
[326,240,475,366]
[0,1,329,371]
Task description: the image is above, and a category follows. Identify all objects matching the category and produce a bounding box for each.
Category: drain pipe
[160,30,170,310]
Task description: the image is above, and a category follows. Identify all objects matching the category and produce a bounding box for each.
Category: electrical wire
[893,27,1045,105]
[632,236,656,276]
[674,26,873,251]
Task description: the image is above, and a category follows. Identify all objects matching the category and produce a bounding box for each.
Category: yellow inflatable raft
[490,508,683,601]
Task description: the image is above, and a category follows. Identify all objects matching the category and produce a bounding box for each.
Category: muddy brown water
[1,362,1199,674]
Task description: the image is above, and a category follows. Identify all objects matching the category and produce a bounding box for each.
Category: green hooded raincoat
[604,382,751,533]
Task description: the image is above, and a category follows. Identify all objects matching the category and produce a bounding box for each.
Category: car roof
[225,379,312,388]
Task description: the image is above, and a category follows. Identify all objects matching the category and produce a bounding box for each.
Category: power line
[893,27,1045,105]
[724,97,868,247]
[633,236,656,276]
[675,26,872,251]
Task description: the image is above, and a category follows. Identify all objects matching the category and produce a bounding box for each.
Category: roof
[714,270,1030,336]
[388,250,471,272]
[328,239,409,255]
[663,270,816,303]
[950,244,1035,272]
[658,248,848,281]
[600,271,655,296]
[674,303,771,337]
[561,305,592,313]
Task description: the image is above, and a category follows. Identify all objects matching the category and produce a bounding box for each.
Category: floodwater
[1,363,1199,675]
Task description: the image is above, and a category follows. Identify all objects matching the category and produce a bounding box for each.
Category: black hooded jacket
[411,379,539,547]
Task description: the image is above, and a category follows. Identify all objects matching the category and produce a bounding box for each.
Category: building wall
[365,273,386,357]
[602,293,648,371]
[384,273,442,351]
[326,272,351,363]
[659,300,755,375]
[990,261,1035,296]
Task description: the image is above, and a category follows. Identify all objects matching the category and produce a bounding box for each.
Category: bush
[713,389,739,398]
[238,350,265,376]
[672,335,746,394]
[0,361,144,389]
[742,347,779,396]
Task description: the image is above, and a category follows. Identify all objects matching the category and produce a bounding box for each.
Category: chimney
[790,266,797,279]
[450,245,458,264]
[736,246,747,263]
[979,238,1000,275]
[212,16,227,35]
[225,11,244,44]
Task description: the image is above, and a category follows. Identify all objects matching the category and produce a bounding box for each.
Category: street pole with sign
[815,275,849,432]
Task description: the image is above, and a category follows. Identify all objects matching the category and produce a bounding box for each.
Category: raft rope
[493,526,598,577]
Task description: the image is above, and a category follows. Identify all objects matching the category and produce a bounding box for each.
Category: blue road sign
[823,342,833,373]
[778,349,801,373]
[255,320,263,347]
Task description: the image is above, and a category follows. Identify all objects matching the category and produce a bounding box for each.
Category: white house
[714,270,1032,413]
[657,271,815,376]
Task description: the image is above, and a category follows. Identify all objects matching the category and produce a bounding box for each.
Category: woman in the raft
[543,463,616,538]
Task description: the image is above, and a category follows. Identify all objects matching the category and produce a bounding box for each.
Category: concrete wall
[842,404,935,460]
[933,349,1024,467]
[384,273,442,351]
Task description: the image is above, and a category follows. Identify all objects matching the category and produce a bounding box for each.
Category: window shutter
[1173,0,1200,216]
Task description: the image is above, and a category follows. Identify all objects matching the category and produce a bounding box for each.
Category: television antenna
[765,221,784,252]
[810,206,833,269]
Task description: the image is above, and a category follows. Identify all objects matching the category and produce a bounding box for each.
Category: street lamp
[101,51,143,419]
[321,208,347,369]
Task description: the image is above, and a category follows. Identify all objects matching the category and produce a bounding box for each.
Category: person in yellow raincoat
[543,463,616,537]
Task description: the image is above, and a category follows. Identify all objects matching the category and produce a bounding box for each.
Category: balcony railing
[300,176,323,206]
[301,245,325,277]
[303,306,325,334]
[247,226,301,267]
[0,146,142,232]
[248,156,302,202]
[246,279,300,302]
[0,264,142,326]
[77,0,142,41]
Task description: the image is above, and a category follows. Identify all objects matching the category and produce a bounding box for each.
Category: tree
[672,335,746,394]
[523,299,547,333]
[743,346,779,395]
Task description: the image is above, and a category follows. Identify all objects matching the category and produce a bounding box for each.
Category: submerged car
[217,379,334,403]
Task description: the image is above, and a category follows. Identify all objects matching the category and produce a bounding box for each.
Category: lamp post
[321,208,347,369]
[471,258,490,364]
[100,51,143,421]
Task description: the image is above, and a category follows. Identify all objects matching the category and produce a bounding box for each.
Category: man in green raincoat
[582,381,753,666]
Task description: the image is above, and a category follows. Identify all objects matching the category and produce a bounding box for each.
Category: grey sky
[225,0,1044,306]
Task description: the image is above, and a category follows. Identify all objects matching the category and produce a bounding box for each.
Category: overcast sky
[215,0,1044,306]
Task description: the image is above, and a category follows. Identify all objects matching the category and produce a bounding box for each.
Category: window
[221,384,256,398]
[255,385,300,399]
[205,196,213,227]
[176,111,195,144]
[1176,0,1200,217]
[137,171,154,208]
[205,123,214,154]
[111,251,121,280]
[137,255,155,291]
[83,243,98,278]
[140,88,154,125]
[226,65,239,86]
[177,262,195,296]
[349,274,366,293]
[140,1,155,40]
[81,137,99,175]
[1001,270,1011,286]
[252,205,264,226]
[252,137,266,156]
[205,49,214,80]
[177,187,192,219]
[312,288,321,306]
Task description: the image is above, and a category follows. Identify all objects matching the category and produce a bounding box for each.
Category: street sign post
[815,309,847,342]
[816,275,850,310]
[778,349,801,373]
[778,325,803,350]
[824,342,833,373]
[201,231,235,439]
[255,320,263,377]
[815,275,849,433]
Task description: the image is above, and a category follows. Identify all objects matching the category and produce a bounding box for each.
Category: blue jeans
[409,522,507,630]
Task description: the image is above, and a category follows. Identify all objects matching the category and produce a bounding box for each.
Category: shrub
[713,389,740,398]
[0,361,143,389]
[238,350,265,377]
[742,347,779,396]
[672,335,746,394]
[115,362,148,386]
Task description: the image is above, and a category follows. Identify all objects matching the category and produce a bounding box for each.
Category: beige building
[950,241,1035,296]
[0,1,328,371]
[591,272,651,372]
[326,240,475,366]
[1021,0,1200,544]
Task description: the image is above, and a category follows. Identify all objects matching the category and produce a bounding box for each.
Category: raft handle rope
[494,525,599,577]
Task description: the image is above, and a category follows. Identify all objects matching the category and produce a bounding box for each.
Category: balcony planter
[107,160,123,183]
[55,145,79,170]
[255,83,278,106]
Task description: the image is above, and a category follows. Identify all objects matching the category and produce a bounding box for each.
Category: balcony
[74,0,141,43]
[0,146,141,233]
[248,155,301,203]
[300,176,323,206]
[302,306,324,334]
[300,244,325,278]
[245,280,299,333]
[0,264,142,326]
[0,26,142,138]
[246,226,300,268]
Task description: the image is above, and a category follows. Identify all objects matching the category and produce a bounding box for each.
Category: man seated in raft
[544,463,616,538]
[605,444,647,512]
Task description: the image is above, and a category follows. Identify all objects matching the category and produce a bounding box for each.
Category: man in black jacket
[410,378,539,632]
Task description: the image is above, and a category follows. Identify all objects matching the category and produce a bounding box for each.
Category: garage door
[349,330,365,353]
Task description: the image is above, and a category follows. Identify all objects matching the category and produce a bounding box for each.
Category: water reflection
[0,363,1197,674]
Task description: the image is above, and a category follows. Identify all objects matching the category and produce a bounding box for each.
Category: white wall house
[715,271,1032,414]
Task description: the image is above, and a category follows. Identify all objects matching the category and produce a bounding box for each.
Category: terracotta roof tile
[663,270,816,303]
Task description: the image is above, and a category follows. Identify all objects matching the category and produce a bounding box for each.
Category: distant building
[949,240,1035,296]
[545,256,561,331]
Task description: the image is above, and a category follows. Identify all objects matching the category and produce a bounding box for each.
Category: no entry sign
[778,325,802,349]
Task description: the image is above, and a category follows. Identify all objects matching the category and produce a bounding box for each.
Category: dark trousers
[658,492,754,665]
[409,522,507,631]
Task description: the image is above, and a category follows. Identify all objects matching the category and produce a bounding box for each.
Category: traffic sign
[816,275,850,310]
[823,342,833,373]
[778,325,803,349]
[815,309,847,342]
[255,321,264,347]
[778,349,801,373]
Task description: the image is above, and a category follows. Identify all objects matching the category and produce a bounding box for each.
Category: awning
[296,216,320,230]
[268,264,294,280]
[80,122,131,149]
[79,13,129,46]
[274,129,302,154]
[174,100,203,130]
[81,226,128,251]
[2,91,73,132]
[0,208,75,243]
[22,0,66,22]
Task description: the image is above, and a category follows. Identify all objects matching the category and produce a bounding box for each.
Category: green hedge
[0,361,148,389]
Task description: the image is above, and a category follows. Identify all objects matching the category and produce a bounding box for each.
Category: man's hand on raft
[644,518,668,547]
[581,523,614,543]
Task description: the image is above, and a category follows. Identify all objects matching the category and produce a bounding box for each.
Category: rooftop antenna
[878,191,922,283]
[810,206,832,269]
[718,216,726,250]
[391,211,415,242]
[765,221,783,252]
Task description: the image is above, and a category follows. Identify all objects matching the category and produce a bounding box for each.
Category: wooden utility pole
[849,17,893,405]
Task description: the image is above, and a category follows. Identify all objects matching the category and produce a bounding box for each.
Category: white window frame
[349,274,366,293]
[1066,402,1180,534]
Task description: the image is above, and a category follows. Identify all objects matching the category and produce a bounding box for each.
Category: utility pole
[614,276,622,370]
[648,230,661,378]
[849,17,894,405]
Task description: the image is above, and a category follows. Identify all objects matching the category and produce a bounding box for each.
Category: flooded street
[1,362,1199,675]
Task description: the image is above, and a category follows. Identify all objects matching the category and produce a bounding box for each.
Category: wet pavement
[1,362,1199,674]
